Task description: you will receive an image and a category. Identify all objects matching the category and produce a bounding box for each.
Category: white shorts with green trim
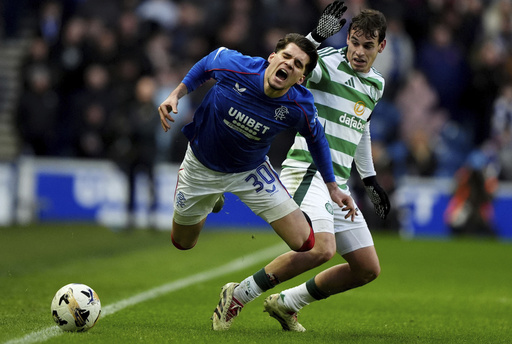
[280,166,374,254]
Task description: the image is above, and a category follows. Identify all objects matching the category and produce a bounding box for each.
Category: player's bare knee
[171,239,195,250]
[309,232,336,263]
[294,224,315,252]
[171,232,196,250]
[312,244,336,264]
[357,265,380,285]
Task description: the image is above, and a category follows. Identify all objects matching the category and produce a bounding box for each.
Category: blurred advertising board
[13,157,265,230]
[16,157,129,228]
[0,164,15,225]
[395,176,512,240]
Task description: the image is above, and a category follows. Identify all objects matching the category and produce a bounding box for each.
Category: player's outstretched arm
[326,181,358,221]
[158,82,188,132]
[309,1,348,44]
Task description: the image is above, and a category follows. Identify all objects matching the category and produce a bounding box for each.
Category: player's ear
[296,75,306,85]
[378,39,386,53]
[268,52,276,62]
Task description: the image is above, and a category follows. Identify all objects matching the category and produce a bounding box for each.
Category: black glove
[311,1,348,42]
[363,176,390,220]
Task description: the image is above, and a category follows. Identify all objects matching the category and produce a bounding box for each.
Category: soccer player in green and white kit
[212,3,391,332]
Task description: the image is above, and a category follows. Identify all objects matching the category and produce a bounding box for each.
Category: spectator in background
[215,0,262,57]
[464,40,506,146]
[444,151,498,238]
[490,83,512,180]
[38,0,62,47]
[482,0,512,43]
[416,22,470,123]
[112,55,148,112]
[405,130,438,177]
[171,2,211,62]
[372,11,414,100]
[124,76,161,227]
[117,10,153,73]
[394,70,447,176]
[17,65,59,156]
[74,0,121,27]
[261,0,318,36]
[144,31,173,74]
[50,16,88,92]
[136,0,179,33]
[76,102,110,158]
[69,64,116,156]
[85,23,118,69]
[21,37,58,87]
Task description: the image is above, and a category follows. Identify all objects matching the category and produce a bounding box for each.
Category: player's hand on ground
[326,182,358,221]
[312,1,348,42]
[363,176,391,219]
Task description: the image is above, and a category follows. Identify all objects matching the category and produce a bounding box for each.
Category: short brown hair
[348,9,387,43]
[274,33,318,76]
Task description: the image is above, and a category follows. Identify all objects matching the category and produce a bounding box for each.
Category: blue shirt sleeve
[182,47,230,93]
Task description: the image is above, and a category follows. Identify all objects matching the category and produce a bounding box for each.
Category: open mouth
[353,57,366,65]
[276,69,288,81]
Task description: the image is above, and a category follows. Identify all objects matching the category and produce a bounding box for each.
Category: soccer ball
[51,283,101,332]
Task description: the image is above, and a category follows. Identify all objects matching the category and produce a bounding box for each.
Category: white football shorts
[280,166,374,255]
[173,146,298,225]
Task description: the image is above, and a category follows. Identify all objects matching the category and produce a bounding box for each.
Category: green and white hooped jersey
[282,46,385,189]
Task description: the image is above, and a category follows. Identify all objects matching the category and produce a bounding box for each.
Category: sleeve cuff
[305,32,322,48]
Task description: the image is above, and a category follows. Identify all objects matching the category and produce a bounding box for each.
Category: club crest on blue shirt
[274,106,289,121]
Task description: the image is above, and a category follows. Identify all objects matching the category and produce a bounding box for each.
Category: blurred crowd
[2,0,512,227]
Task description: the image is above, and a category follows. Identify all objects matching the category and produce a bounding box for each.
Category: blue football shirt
[181,47,335,182]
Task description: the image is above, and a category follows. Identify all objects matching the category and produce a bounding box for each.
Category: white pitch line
[4,243,287,344]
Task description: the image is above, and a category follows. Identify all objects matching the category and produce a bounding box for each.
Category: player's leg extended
[171,145,224,250]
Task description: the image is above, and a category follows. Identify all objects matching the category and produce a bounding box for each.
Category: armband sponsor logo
[339,113,365,132]
[225,107,271,140]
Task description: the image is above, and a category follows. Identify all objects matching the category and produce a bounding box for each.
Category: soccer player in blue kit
[158,34,357,259]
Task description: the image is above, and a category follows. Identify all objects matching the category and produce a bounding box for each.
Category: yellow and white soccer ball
[51,283,101,332]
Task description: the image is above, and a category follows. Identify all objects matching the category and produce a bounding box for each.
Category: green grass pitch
[1,223,511,344]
